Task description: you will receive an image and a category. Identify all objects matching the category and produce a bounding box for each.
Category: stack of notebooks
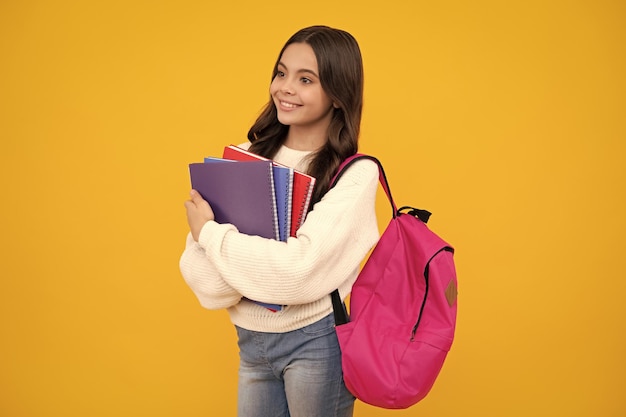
[188,145,317,311]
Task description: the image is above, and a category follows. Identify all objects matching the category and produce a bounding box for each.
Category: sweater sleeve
[179,232,243,309]
[194,158,380,305]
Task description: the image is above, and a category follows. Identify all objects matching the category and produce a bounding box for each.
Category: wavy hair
[247,25,364,206]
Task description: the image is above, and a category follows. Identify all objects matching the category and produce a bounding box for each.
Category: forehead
[278,42,319,73]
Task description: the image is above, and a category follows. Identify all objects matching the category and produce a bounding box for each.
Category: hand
[184,189,215,242]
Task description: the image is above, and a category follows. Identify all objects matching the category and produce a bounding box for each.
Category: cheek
[269,78,280,96]
[314,91,334,110]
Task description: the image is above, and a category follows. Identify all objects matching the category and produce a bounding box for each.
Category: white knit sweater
[179,144,380,333]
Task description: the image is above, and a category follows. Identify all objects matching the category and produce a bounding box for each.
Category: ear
[333,102,340,109]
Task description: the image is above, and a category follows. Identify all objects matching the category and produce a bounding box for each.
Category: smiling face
[270,42,335,150]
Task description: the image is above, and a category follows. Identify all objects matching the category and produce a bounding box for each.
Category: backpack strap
[330,154,432,223]
[329,154,397,219]
[330,154,395,325]
[329,154,432,326]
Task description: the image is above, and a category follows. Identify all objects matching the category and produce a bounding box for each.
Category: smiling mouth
[279,101,300,109]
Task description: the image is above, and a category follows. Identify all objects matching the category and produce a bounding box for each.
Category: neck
[284,127,327,151]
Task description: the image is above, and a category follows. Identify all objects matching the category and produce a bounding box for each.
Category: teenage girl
[181,25,379,417]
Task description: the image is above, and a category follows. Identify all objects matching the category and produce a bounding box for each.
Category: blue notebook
[267,164,293,241]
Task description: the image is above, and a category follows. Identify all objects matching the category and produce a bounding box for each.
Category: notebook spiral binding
[267,164,280,241]
[284,171,293,241]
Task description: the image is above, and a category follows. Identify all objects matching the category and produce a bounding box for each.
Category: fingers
[190,189,205,204]
[185,190,203,209]
[185,190,215,222]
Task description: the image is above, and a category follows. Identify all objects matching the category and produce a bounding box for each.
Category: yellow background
[1,0,624,416]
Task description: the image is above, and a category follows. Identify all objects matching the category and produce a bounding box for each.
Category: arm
[180,232,243,309]
[195,159,380,305]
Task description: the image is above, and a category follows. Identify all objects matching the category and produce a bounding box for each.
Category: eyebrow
[277,61,319,78]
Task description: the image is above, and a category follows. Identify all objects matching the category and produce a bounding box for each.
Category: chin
[276,114,294,126]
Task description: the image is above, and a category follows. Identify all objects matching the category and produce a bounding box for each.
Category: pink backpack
[330,155,458,409]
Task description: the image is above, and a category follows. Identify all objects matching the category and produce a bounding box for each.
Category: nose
[280,77,295,95]
[281,84,294,95]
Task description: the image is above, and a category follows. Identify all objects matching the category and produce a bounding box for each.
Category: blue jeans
[235,313,355,417]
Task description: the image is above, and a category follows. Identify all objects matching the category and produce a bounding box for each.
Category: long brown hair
[247,25,364,206]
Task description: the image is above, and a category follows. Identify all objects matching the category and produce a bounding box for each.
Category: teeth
[281,101,297,108]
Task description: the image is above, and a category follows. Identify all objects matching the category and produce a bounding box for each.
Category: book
[270,165,294,242]
[204,157,293,242]
[191,158,284,312]
[189,160,280,241]
[222,145,316,237]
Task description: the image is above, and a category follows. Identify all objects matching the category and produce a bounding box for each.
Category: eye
[300,77,312,84]
[276,70,285,78]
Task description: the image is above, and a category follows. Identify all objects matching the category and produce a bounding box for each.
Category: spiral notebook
[189,159,283,311]
[205,157,293,242]
[222,145,316,237]
[189,160,280,241]
[270,165,294,241]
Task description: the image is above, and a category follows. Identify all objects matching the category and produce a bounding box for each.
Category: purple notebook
[189,160,279,240]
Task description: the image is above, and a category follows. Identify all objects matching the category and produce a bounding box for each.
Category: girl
[181,25,379,417]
